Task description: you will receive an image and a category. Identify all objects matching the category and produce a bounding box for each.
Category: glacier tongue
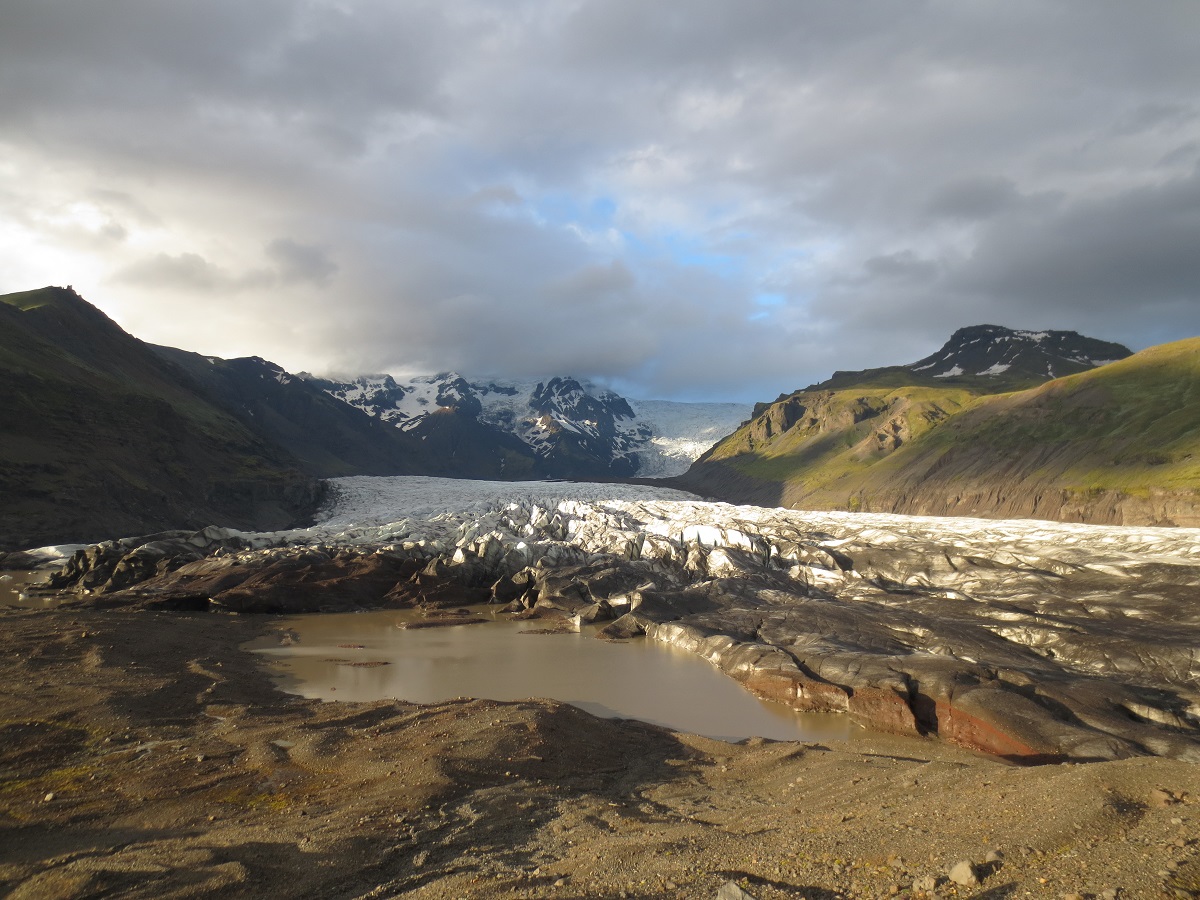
[45,476,1200,763]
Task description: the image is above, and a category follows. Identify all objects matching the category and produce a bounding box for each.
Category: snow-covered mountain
[814,325,1132,392]
[305,372,750,478]
[904,324,1132,381]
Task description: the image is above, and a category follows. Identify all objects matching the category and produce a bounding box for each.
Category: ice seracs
[47,475,1200,764]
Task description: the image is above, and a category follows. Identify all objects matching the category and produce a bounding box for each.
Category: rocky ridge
[0,286,322,550]
[813,324,1132,392]
[38,477,1200,764]
[150,348,429,478]
[309,372,749,478]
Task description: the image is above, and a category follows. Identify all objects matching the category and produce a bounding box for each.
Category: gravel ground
[1,606,1197,899]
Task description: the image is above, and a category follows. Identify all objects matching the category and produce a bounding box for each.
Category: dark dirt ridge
[2,605,1199,899]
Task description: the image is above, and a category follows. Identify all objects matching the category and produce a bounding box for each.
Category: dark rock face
[527,377,642,478]
[0,287,323,550]
[42,495,1200,764]
[901,325,1131,382]
[813,324,1132,391]
[152,349,427,478]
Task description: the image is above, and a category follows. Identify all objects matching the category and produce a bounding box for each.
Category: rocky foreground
[28,476,1200,764]
[1,607,1196,899]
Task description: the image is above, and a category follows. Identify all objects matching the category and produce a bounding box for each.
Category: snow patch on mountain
[904,325,1132,381]
[309,372,751,478]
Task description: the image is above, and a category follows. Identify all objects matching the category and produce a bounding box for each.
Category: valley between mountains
[4,285,1200,898]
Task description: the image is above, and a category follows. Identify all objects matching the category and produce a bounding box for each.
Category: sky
[2,1,1199,402]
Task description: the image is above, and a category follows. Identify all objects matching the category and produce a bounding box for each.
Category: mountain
[811,324,1132,393]
[150,349,428,478]
[0,285,750,548]
[308,372,750,478]
[675,327,1200,526]
[0,287,321,549]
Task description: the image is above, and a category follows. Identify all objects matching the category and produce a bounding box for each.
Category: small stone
[1063,894,1085,900]
[948,860,978,887]
[665,881,677,890]
[914,874,938,892]
[1151,788,1180,807]
[412,850,429,868]
[553,877,566,887]
[717,881,758,900]
[42,792,55,802]
[1099,889,1119,900]
[985,849,1004,864]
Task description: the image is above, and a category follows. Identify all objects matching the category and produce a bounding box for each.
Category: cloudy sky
[2,1,1198,401]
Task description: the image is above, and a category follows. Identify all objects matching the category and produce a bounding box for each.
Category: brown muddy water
[249,608,862,743]
[0,571,54,607]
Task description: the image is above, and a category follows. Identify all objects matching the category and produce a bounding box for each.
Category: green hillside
[680,339,1200,525]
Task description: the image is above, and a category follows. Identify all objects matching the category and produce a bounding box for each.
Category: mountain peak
[909,325,1132,381]
[812,324,1132,392]
[307,370,749,477]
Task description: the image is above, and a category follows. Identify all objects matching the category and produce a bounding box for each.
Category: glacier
[41,476,1200,763]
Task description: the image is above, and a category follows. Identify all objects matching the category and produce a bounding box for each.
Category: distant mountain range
[5,285,1197,547]
[0,286,746,549]
[677,326,1200,526]
[307,372,748,479]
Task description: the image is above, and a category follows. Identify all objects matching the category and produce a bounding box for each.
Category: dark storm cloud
[954,164,1200,331]
[2,0,1199,400]
[925,176,1023,222]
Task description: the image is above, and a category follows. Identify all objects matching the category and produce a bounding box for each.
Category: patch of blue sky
[528,192,618,231]
[528,190,749,282]
[755,293,786,308]
[747,292,787,322]
[620,230,744,280]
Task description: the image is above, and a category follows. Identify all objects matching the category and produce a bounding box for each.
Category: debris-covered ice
[45,476,1200,762]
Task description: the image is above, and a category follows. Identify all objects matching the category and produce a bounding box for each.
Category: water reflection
[250,608,860,743]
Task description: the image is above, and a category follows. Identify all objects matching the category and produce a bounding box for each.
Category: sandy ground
[1,606,1197,899]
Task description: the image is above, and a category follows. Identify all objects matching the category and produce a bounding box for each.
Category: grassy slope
[686,339,1200,523]
[0,287,317,549]
[876,338,1200,495]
